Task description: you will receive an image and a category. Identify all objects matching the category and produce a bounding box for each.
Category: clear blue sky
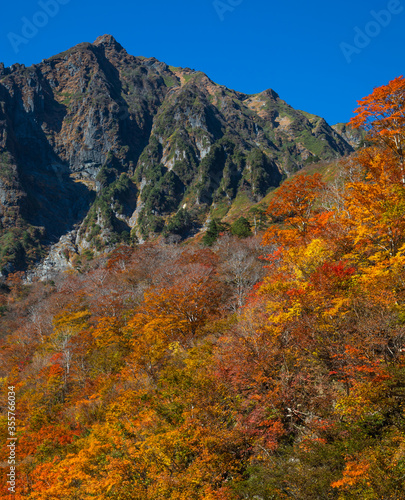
[1,0,404,125]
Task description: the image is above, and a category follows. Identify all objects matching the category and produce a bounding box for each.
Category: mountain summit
[93,34,125,51]
[0,35,354,274]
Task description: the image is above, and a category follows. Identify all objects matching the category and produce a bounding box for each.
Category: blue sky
[1,0,404,125]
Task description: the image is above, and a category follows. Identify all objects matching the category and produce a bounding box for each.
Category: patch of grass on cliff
[210,201,230,221]
[163,76,177,88]
[300,110,321,123]
[298,129,327,157]
[183,74,198,84]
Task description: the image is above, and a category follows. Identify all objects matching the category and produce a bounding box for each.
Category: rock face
[332,123,366,149]
[0,35,355,273]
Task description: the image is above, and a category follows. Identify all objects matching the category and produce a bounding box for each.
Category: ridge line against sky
[1,0,404,125]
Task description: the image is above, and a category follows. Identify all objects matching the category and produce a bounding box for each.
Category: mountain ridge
[0,34,357,276]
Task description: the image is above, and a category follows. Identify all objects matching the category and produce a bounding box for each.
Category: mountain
[332,122,365,149]
[0,35,355,275]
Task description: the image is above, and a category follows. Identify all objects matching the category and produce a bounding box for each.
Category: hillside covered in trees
[0,76,405,499]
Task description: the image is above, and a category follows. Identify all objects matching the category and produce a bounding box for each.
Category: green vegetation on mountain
[0,34,355,274]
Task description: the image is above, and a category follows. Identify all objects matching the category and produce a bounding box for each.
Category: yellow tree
[339,148,405,262]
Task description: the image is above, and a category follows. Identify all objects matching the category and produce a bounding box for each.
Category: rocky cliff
[0,35,355,274]
[332,122,365,149]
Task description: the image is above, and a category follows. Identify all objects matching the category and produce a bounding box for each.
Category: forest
[0,76,405,499]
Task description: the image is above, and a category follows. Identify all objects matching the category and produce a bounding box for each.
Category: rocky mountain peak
[260,88,280,101]
[93,34,125,53]
[0,36,357,276]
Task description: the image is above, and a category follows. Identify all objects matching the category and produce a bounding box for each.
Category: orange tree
[263,173,330,248]
[350,75,405,163]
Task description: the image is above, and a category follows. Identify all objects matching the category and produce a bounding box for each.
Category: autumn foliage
[1,77,405,499]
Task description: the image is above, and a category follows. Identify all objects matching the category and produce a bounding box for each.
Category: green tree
[231,217,252,238]
[202,219,229,246]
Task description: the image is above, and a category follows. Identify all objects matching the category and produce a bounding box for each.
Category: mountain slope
[0,35,355,274]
